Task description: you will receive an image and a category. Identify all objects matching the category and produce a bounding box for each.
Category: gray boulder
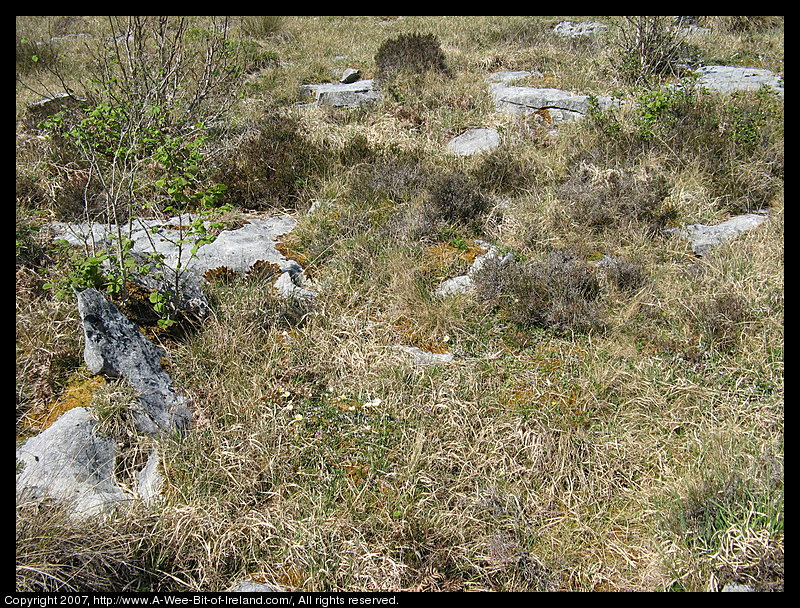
[665,212,768,256]
[446,128,501,155]
[76,288,192,435]
[299,80,381,107]
[340,67,361,84]
[695,65,784,96]
[16,407,128,517]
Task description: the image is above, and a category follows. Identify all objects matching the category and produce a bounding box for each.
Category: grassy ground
[16,16,783,592]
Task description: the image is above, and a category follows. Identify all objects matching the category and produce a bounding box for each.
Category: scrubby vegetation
[17,16,783,592]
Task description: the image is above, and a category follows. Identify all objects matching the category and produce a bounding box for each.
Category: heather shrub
[694,292,752,352]
[470,147,532,194]
[213,113,326,210]
[423,171,491,233]
[345,146,429,206]
[474,250,603,334]
[375,33,449,81]
[558,164,675,234]
[603,258,648,292]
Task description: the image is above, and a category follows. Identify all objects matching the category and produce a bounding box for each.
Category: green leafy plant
[36,17,241,328]
[721,86,782,154]
[610,16,696,85]
[635,76,699,140]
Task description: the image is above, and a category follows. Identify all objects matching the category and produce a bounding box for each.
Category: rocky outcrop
[665,211,769,255]
[77,287,192,435]
[487,72,620,122]
[16,407,128,517]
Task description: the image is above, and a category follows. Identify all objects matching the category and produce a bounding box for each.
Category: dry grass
[17,16,782,592]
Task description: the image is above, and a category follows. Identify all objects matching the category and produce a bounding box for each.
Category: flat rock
[299,79,381,107]
[16,407,128,517]
[485,70,543,84]
[489,81,619,122]
[396,346,454,367]
[665,212,768,255]
[695,65,784,96]
[49,215,314,304]
[77,288,192,435]
[229,581,285,592]
[552,20,608,39]
[446,127,501,155]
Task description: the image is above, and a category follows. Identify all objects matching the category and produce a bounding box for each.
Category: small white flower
[364,398,382,408]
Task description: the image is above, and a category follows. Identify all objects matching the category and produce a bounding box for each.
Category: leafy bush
[375,33,449,81]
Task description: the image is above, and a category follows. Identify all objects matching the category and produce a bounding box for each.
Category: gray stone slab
[299,80,381,107]
[77,288,193,435]
[695,65,784,96]
[489,82,619,121]
[16,407,129,517]
[446,128,501,155]
[665,212,768,255]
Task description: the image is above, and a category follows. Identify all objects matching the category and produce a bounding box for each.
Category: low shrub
[694,292,751,352]
[558,164,675,234]
[470,147,532,194]
[422,171,492,233]
[213,113,326,210]
[609,16,699,85]
[474,250,603,334]
[239,16,283,39]
[375,33,449,81]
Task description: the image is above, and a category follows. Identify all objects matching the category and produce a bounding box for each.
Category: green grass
[16,16,783,592]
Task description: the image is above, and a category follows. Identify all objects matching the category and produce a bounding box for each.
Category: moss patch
[19,373,106,438]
